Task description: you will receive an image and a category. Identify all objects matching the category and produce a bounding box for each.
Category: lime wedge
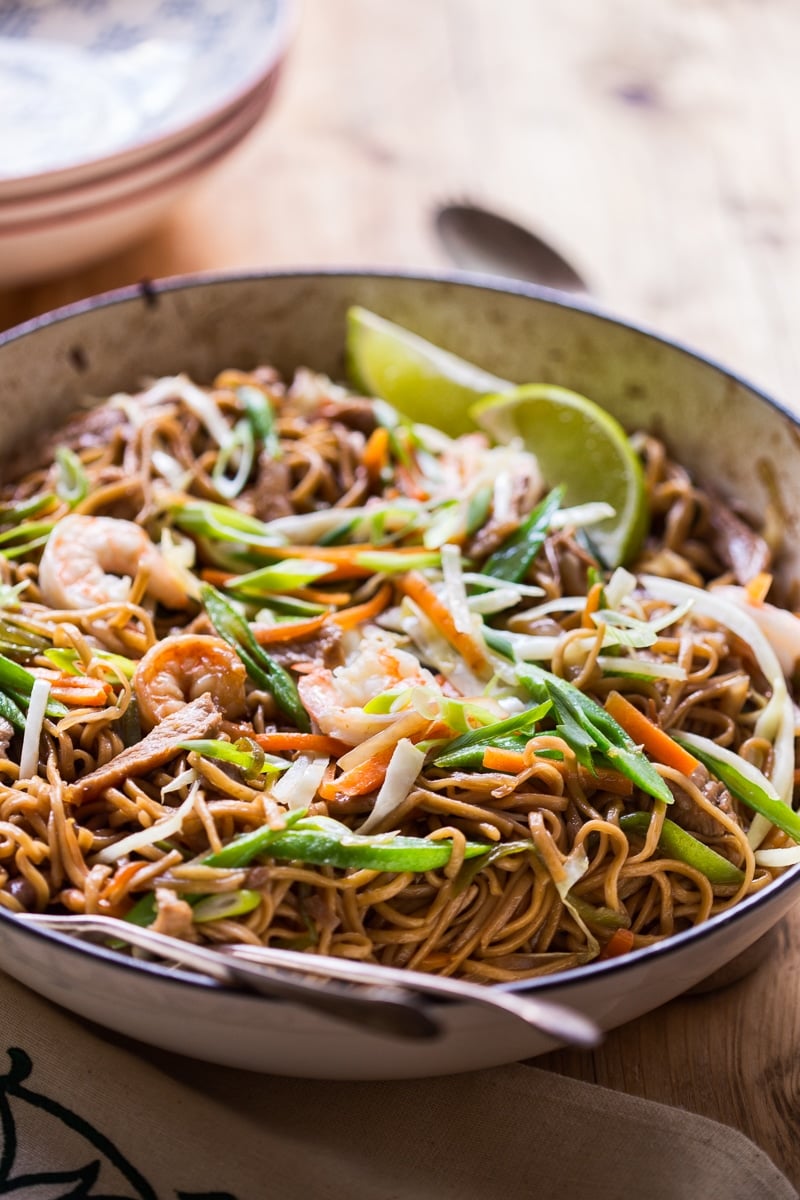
[345,306,507,436]
[345,307,647,567]
[470,384,648,567]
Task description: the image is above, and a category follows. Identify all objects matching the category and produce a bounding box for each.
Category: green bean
[204,815,491,872]
[619,812,745,886]
[434,732,534,772]
[201,583,310,731]
[674,735,800,845]
[125,812,499,928]
[0,690,27,732]
[432,701,552,770]
[518,664,673,805]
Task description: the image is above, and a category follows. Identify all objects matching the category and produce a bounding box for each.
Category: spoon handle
[229,943,601,1049]
[17,913,600,1048]
[15,913,438,1041]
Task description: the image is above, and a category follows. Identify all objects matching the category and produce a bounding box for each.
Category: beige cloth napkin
[0,971,794,1200]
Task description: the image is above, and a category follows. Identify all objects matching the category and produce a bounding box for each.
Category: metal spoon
[17,913,437,1041]
[228,942,601,1047]
[434,201,588,293]
[16,913,600,1048]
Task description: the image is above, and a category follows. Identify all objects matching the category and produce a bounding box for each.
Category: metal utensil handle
[18,912,600,1048]
[229,944,602,1048]
[15,914,439,1041]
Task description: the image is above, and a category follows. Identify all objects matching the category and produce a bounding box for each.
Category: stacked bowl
[0,0,295,286]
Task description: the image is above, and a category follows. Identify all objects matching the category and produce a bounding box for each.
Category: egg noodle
[0,350,797,982]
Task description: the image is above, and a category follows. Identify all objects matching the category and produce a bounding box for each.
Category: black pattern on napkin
[0,1048,238,1200]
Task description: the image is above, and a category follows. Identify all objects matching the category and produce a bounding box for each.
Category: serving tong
[16,913,600,1048]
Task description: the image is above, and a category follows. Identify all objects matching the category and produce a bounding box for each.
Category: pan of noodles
[0,270,798,1079]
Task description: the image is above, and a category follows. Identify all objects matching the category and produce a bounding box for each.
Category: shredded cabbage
[553,845,599,961]
[272,755,330,812]
[440,544,475,636]
[95,781,199,864]
[18,678,49,780]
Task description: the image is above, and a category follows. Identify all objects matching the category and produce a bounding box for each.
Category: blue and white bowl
[0,0,294,281]
[0,0,294,198]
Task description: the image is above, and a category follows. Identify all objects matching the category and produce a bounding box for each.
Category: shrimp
[38,514,189,612]
[297,628,437,745]
[134,634,247,729]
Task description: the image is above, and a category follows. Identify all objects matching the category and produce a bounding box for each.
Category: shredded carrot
[400,570,489,675]
[293,586,352,605]
[362,426,390,486]
[48,675,112,707]
[481,746,632,795]
[252,731,349,757]
[745,571,773,606]
[100,860,146,903]
[250,543,376,563]
[331,583,392,630]
[200,568,236,587]
[483,747,528,774]
[599,927,636,960]
[394,464,429,502]
[325,745,396,798]
[582,581,605,629]
[605,690,700,775]
[252,614,329,645]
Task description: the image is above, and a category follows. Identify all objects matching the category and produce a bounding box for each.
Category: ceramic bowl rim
[0,67,281,224]
[0,266,798,1004]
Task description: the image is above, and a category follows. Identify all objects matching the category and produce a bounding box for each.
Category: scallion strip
[228,559,334,594]
[483,486,564,582]
[0,653,68,719]
[172,501,283,548]
[179,738,289,776]
[54,446,90,507]
[212,418,255,500]
[239,385,281,458]
[0,493,56,524]
[192,889,262,923]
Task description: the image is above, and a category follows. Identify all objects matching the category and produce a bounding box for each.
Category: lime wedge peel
[345,306,507,437]
[470,385,648,567]
[345,306,648,567]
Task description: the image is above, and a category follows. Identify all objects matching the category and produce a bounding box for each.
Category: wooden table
[2,0,799,1186]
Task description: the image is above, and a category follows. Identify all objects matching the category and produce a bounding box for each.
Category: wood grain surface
[2,0,799,1186]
